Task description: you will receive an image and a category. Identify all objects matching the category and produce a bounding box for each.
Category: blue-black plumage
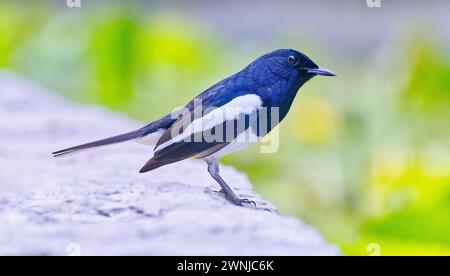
[53,49,335,206]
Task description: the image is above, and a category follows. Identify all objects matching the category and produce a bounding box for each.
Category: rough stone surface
[0,72,339,256]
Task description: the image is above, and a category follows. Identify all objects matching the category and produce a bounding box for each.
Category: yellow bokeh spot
[371,149,407,187]
[294,98,341,144]
[141,16,201,66]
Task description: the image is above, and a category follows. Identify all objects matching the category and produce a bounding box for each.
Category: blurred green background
[1,0,449,255]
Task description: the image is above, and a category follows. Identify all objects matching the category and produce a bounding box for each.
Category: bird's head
[248,49,335,85]
[243,49,335,118]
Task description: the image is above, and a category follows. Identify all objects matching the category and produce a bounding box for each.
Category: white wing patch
[155,94,262,152]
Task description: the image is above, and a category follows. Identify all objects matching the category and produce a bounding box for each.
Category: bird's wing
[139,93,263,173]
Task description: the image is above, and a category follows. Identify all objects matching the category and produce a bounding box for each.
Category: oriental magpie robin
[53,49,335,206]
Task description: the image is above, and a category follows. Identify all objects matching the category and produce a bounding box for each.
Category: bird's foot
[218,189,256,207]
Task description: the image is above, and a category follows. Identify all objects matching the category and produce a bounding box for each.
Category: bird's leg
[206,159,256,207]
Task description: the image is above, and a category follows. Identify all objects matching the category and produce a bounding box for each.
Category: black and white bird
[53,49,335,206]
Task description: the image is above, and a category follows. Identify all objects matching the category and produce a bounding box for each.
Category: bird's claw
[218,189,256,207]
[238,198,257,207]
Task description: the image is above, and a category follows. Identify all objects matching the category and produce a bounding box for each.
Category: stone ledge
[0,72,339,256]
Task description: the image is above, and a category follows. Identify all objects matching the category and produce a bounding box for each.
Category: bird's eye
[288,55,299,66]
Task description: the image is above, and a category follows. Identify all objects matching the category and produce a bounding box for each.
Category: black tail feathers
[52,129,144,157]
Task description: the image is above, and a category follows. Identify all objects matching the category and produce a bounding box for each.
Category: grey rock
[0,72,339,256]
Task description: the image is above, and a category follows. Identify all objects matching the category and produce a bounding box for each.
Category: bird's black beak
[306,68,336,76]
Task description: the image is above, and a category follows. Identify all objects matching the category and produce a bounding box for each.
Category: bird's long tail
[52,129,145,157]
